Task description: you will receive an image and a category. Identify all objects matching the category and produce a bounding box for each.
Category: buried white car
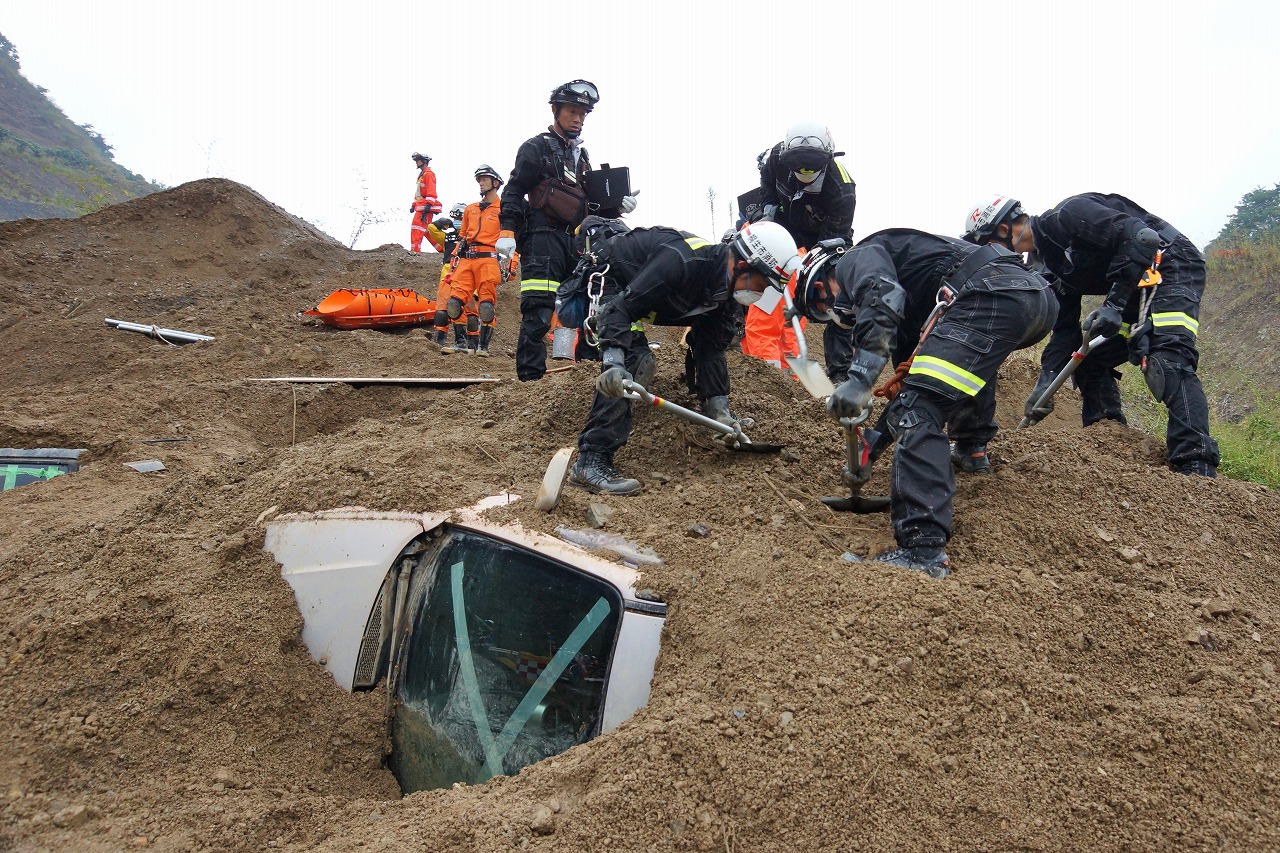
[263,499,666,793]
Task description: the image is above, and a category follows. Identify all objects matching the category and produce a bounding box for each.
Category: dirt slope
[1,179,1277,852]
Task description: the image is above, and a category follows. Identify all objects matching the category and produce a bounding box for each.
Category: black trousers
[882,267,1058,549]
[515,229,576,381]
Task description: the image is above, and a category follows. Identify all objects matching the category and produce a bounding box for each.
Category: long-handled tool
[621,380,784,453]
[821,412,891,513]
[1017,334,1107,429]
[780,287,836,399]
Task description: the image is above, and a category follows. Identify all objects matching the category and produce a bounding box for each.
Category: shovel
[1017,334,1107,429]
[821,412,891,513]
[781,288,836,399]
[621,380,784,453]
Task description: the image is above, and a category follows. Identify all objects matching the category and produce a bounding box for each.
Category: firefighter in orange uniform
[441,165,506,357]
[409,152,441,253]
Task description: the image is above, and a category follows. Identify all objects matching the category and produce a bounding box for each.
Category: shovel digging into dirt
[621,380,785,454]
[781,288,836,399]
[1017,334,1108,429]
[821,412,891,513]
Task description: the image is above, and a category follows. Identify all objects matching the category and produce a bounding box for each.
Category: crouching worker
[795,229,1058,577]
[569,222,801,495]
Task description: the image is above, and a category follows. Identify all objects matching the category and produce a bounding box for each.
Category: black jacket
[1030,192,1191,304]
[832,229,1028,360]
[757,144,856,248]
[500,126,591,236]
[592,227,733,349]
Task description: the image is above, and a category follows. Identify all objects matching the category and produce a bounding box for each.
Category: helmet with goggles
[779,122,838,183]
[794,238,848,321]
[549,79,599,113]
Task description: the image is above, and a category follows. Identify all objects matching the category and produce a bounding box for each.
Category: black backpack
[554,216,631,329]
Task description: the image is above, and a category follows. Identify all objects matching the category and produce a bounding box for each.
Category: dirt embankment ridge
[1,179,1277,852]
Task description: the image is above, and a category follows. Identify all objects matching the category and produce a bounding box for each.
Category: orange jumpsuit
[409,165,441,253]
[741,272,804,368]
[447,198,504,326]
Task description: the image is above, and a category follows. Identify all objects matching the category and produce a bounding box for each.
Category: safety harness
[874,243,1013,400]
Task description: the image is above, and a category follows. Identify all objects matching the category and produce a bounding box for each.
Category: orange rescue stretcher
[303,288,436,330]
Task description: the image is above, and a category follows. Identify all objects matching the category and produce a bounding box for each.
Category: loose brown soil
[1,179,1277,852]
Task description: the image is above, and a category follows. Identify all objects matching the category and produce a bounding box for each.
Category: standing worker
[409,152,442,254]
[442,165,506,357]
[430,203,466,350]
[962,193,1219,477]
[569,222,801,495]
[794,229,1058,577]
[497,80,637,381]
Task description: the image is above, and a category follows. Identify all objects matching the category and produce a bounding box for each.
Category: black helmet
[411,152,430,164]
[794,238,847,321]
[473,164,503,186]
[549,79,599,113]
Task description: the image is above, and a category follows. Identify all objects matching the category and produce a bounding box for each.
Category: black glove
[826,350,888,421]
[1023,370,1057,423]
[1082,302,1124,338]
[410,204,417,214]
[596,366,633,398]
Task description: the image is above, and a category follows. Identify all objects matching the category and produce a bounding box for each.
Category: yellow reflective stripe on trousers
[520,278,559,293]
[834,161,852,184]
[632,311,655,332]
[908,355,985,396]
[1152,311,1199,336]
[684,237,711,250]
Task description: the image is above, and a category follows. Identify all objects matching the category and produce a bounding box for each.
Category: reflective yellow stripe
[685,237,711,251]
[1152,311,1198,336]
[909,355,985,396]
[834,161,852,184]
[1118,322,1132,339]
[631,312,655,332]
[520,278,559,293]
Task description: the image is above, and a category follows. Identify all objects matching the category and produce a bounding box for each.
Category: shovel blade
[534,446,576,512]
[821,493,891,513]
[785,355,836,398]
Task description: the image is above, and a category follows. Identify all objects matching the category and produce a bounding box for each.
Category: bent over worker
[795,229,1058,578]
[963,193,1219,477]
[569,222,801,496]
[409,153,441,253]
[497,80,637,381]
[442,165,506,357]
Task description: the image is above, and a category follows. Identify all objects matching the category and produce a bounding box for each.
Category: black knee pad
[478,301,496,325]
[433,310,448,329]
[466,314,480,334]
[446,297,464,320]
[1143,355,1184,404]
[634,349,657,388]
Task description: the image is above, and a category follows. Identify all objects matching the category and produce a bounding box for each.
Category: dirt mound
[1,180,1277,852]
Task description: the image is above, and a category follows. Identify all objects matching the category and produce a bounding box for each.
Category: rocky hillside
[0,31,158,221]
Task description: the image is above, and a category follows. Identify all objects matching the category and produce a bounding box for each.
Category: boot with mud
[874,546,951,580]
[568,451,643,496]
[441,324,468,354]
[951,442,990,474]
[475,326,493,358]
[432,327,448,348]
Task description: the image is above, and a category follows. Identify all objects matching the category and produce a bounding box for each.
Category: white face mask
[734,288,764,306]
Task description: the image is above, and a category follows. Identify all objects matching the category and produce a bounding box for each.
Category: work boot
[476,326,493,358]
[432,327,447,348]
[568,451,643,496]
[466,334,480,354]
[950,442,990,474]
[874,546,951,580]
[1176,461,1218,477]
[441,324,468,354]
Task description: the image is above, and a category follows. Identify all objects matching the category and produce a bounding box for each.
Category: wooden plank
[248,376,501,386]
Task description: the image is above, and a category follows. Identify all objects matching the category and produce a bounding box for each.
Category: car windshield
[391,529,623,792]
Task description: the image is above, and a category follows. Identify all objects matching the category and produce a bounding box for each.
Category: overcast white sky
[5,1,1278,251]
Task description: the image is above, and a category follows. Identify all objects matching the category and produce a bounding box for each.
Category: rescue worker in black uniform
[497,79,637,381]
[795,229,1058,577]
[752,121,858,382]
[569,221,802,495]
[963,194,1219,477]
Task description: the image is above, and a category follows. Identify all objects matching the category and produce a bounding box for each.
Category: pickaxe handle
[1017,334,1107,429]
[621,380,746,444]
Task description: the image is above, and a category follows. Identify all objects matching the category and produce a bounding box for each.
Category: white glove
[495,236,517,259]
[619,191,639,215]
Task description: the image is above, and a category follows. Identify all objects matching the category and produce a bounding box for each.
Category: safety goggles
[563,80,599,101]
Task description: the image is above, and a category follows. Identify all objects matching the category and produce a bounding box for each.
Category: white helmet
[731,221,801,289]
[779,121,836,182]
[448,202,466,220]
[962,196,1025,244]
[795,238,847,320]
